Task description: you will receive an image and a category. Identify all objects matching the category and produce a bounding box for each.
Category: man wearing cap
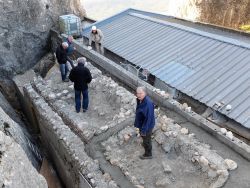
[56,42,69,82]
[88,26,104,55]
[69,57,92,113]
[134,86,155,159]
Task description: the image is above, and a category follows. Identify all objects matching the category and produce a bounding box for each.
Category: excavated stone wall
[23,84,114,188]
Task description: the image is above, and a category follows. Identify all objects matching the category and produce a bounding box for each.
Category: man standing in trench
[69,57,92,113]
[134,86,155,159]
[56,42,69,82]
[65,35,76,69]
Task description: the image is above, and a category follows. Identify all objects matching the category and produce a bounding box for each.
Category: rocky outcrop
[198,0,250,28]
[0,92,24,126]
[0,98,46,187]
[0,105,40,167]
[0,130,47,188]
[167,0,250,29]
[0,0,85,79]
[33,53,56,78]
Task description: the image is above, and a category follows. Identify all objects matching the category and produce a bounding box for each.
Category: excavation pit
[33,63,136,142]
[101,117,234,188]
[29,61,237,188]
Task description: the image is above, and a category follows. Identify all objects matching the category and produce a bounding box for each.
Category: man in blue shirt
[134,86,155,159]
[66,35,76,68]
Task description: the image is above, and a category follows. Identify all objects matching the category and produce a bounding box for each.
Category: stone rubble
[101,110,238,188]
[155,177,171,187]
[226,131,234,140]
[152,88,170,99]
[211,170,229,188]
[180,127,189,135]
[162,161,172,173]
[157,113,237,188]
[224,159,237,170]
[220,128,227,135]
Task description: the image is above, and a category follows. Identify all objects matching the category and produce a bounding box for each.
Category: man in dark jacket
[69,57,92,113]
[56,42,69,82]
[134,86,155,159]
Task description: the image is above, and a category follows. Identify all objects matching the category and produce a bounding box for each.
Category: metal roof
[83,9,250,128]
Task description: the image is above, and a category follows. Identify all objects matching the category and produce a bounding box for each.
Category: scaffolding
[120,61,149,81]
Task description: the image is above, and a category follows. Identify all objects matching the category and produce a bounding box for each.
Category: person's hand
[140,132,146,137]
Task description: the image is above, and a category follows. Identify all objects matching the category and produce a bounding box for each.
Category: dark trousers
[67,56,74,68]
[59,63,68,81]
[75,89,89,112]
[90,42,104,55]
[142,129,152,156]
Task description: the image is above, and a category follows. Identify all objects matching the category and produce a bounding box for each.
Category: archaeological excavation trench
[1,1,249,187]
[1,32,249,188]
[11,50,249,188]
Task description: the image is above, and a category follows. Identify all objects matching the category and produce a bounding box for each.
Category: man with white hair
[69,57,92,113]
[88,25,104,55]
[134,86,155,159]
[56,42,69,82]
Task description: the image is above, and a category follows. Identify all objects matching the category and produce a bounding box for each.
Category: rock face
[0,131,47,188]
[33,53,56,78]
[198,0,250,28]
[167,0,250,29]
[0,0,85,79]
[0,105,40,167]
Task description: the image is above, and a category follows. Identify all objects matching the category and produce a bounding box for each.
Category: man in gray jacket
[88,26,104,55]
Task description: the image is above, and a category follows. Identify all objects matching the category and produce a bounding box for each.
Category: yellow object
[239,24,250,32]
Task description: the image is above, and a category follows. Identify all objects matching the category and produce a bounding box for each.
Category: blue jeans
[75,89,89,112]
[59,63,68,81]
[67,56,74,68]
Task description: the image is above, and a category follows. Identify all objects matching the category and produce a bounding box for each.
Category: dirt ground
[103,127,212,188]
[42,63,135,141]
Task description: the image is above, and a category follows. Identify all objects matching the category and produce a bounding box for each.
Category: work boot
[139,154,153,160]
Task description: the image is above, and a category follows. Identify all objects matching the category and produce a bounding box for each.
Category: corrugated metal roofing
[83,9,250,128]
